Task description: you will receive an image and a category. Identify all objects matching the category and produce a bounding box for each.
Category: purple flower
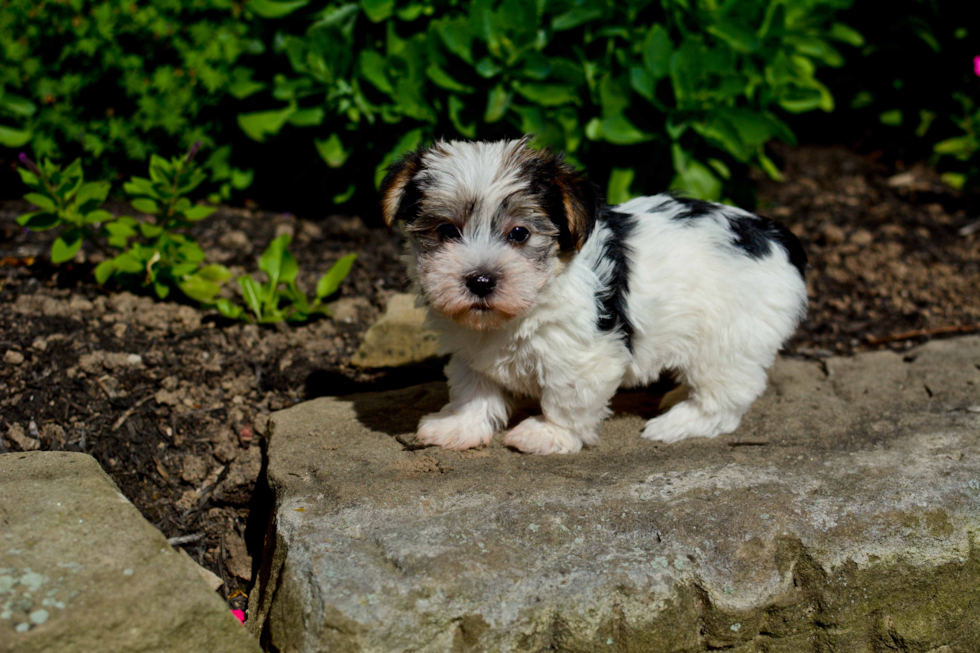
[974,55,980,77]
[18,152,40,175]
[184,141,202,164]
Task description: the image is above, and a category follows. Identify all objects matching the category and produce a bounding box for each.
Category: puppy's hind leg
[417,356,510,451]
[641,358,768,444]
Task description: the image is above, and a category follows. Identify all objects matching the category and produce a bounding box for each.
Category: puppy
[380,136,807,454]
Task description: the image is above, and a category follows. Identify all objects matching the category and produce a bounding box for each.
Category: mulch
[1,143,978,607]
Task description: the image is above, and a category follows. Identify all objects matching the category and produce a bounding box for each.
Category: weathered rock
[351,293,440,368]
[250,337,980,652]
[0,452,261,653]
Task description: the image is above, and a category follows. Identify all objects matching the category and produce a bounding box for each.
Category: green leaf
[879,109,903,126]
[670,146,722,201]
[259,234,290,291]
[94,260,115,285]
[512,82,580,107]
[247,0,311,18]
[590,114,654,145]
[198,264,233,283]
[154,282,170,299]
[85,210,114,225]
[179,275,222,304]
[333,183,357,204]
[113,251,145,274]
[140,223,164,238]
[0,124,32,148]
[216,298,244,321]
[315,134,350,168]
[427,64,474,93]
[123,177,163,200]
[17,212,60,231]
[359,50,394,94]
[374,128,425,188]
[827,23,864,47]
[551,7,603,31]
[449,95,476,138]
[148,155,172,185]
[361,0,394,22]
[706,20,759,53]
[75,181,111,207]
[237,106,296,142]
[1,93,37,117]
[642,24,672,79]
[131,198,160,214]
[279,250,299,285]
[51,235,83,263]
[239,276,264,318]
[934,136,977,160]
[287,107,326,127]
[607,168,637,206]
[24,193,56,211]
[316,253,357,299]
[484,84,512,123]
[183,205,218,221]
[783,36,844,67]
[228,68,266,100]
[16,168,40,187]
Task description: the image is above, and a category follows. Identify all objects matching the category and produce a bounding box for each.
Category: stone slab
[250,337,980,652]
[0,452,261,653]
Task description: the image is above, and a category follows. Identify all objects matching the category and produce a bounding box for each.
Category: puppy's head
[380,136,599,330]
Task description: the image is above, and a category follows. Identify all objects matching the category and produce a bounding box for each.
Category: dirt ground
[1,144,978,609]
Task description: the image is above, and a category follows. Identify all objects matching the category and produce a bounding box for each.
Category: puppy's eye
[436,223,461,241]
[508,226,530,243]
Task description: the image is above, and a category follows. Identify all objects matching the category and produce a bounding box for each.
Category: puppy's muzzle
[465,272,496,298]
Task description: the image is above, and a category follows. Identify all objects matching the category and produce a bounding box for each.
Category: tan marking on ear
[379,160,420,228]
[560,182,589,251]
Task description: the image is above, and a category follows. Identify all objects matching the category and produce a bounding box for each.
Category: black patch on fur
[669,195,716,221]
[727,213,808,277]
[596,208,637,352]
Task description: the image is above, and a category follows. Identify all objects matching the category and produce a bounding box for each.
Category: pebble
[4,350,25,365]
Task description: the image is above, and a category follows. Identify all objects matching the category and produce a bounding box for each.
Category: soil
[1,143,978,610]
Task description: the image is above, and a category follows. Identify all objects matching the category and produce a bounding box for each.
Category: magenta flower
[18,152,40,175]
[184,141,202,164]
[975,55,980,77]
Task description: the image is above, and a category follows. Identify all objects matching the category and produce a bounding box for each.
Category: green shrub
[0,0,256,199]
[15,146,357,322]
[237,0,861,202]
[3,0,860,205]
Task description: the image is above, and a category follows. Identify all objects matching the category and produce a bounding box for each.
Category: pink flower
[231,609,246,624]
[975,55,980,77]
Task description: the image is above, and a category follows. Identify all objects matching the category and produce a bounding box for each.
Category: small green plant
[17,145,359,325]
[933,91,980,190]
[94,144,231,303]
[17,144,230,304]
[217,234,357,324]
[15,153,114,263]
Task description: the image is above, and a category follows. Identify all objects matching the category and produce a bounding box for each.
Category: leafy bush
[0,0,256,199]
[238,0,861,202]
[934,91,980,191]
[15,146,357,322]
[3,0,860,206]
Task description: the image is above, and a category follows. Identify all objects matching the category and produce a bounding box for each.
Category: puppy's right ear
[379,149,425,229]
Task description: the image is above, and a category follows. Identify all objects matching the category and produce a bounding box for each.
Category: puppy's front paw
[417,411,495,451]
[641,401,740,443]
[503,416,583,455]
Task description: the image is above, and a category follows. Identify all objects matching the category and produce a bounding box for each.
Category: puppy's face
[380,137,598,330]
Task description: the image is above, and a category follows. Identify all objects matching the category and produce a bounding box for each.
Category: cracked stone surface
[250,337,980,653]
[0,452,261,653]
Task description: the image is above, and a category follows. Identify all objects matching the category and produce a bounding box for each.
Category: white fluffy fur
[395,140,807,454]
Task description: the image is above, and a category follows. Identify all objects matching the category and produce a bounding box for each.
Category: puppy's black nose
[466,272,496,298]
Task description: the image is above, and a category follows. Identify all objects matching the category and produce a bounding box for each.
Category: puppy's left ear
[528,149,601,251]
[551,163,601,251]
[379,148,426,229]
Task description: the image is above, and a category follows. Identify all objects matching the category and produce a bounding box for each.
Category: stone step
[250,337,980,652]
[0,452,261,653]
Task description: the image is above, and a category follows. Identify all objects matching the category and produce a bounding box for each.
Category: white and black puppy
[380,136,807,455]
